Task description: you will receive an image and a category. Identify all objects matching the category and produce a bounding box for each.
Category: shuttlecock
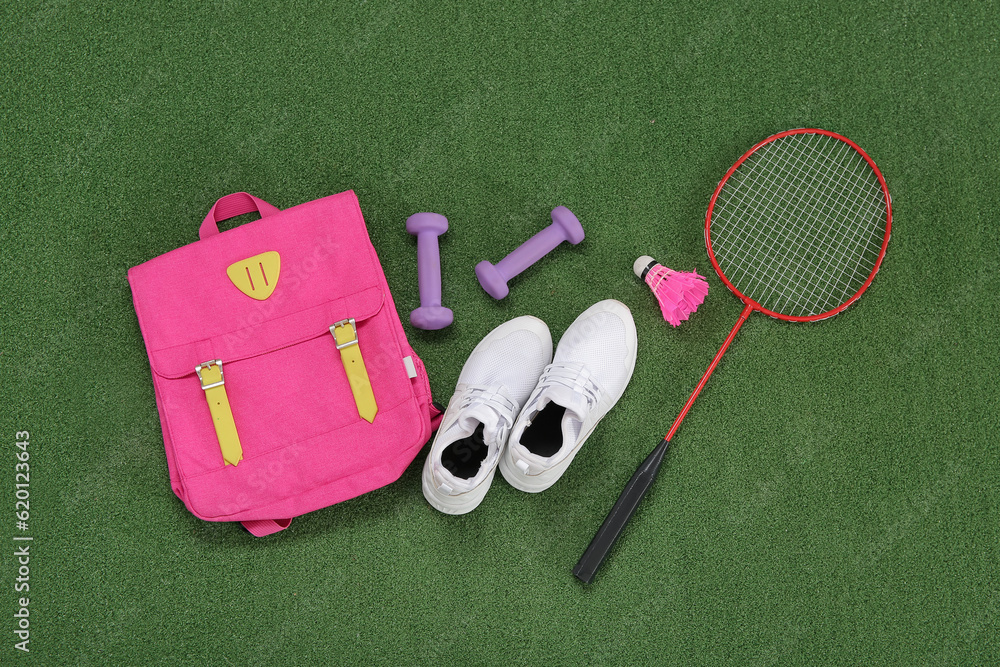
[633,255,709,327]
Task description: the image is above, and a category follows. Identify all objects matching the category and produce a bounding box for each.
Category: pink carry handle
[200,192,282,240]
[242,518,293,537]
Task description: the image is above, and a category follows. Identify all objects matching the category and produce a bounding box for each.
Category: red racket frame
[706,128,893,323]
[664,129,892,442]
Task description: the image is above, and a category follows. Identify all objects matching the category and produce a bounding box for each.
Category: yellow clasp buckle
[330,318,359,350]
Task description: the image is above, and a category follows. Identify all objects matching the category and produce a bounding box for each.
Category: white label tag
[403,356,417,379]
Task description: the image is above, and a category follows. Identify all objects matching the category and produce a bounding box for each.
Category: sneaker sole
[421,457,497,515]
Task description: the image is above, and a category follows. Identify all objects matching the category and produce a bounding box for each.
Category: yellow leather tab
[195,361,244,466]
[331,320,378,423]
[227,251,281,300]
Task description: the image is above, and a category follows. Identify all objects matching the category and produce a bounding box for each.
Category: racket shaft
[573,438,670,583]
[574,304,753,583]
[666,303,752,440]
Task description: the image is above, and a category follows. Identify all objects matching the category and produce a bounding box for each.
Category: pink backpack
[128,191,440,536]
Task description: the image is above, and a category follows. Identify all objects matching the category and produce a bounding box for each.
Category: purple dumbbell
[407,212,453,330]
[475,206,585,299]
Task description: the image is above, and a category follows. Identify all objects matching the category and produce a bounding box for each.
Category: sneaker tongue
[456,406,503,445]
[538,384,588,423]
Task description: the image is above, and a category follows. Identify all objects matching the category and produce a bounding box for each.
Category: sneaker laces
[454,383,519,436]
[535,361,604,416]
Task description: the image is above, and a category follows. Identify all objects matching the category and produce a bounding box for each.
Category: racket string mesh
[710,133,888,318]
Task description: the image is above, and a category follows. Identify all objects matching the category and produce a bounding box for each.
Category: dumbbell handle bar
[415,229,443,307]
[495,223,568,280]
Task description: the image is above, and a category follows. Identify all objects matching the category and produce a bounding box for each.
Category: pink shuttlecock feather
[633,255,709,327]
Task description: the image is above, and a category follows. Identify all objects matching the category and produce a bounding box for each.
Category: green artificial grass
[2,0,999,663]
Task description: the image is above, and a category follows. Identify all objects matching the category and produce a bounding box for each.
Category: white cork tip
[633,255,655,279]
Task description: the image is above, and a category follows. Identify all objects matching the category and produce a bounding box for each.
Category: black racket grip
[573,438,670,583]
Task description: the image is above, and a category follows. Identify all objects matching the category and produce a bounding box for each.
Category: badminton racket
[574,129,892,583]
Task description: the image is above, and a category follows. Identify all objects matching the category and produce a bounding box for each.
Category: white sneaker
[422,316,552,514]
[500,300,637,492]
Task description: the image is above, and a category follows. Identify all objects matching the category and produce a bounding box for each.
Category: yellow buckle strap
[331,319,378,423]
[195,360,244,466]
